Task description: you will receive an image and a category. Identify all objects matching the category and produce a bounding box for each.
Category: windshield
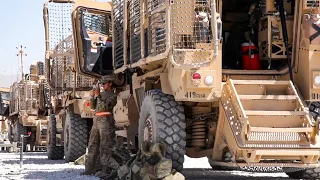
[1,92,10,101]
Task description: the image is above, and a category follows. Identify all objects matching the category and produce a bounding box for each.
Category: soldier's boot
[80,166,96,176]
[95,166,112,178]
[81,159,97,175]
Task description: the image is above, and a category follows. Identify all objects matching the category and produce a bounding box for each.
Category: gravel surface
[0,152,293,180]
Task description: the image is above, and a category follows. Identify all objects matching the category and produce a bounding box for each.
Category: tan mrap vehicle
[43,0,96,162]
[7,62,49,151]
[70,0,320,178]
[0,87,10,135]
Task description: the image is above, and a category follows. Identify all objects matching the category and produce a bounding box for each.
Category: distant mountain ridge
[0,74,20,88]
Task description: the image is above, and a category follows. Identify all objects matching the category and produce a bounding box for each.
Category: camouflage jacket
[90,90,117,113]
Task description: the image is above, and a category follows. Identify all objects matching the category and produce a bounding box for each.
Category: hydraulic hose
[276,0,294,83]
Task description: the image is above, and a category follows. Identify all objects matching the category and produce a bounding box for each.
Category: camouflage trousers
[85,116,116,169]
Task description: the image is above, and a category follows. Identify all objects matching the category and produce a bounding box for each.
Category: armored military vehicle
[7,62,49,151]
[44,0,320,179]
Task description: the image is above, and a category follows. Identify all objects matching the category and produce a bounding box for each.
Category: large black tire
[7,123,14,143]
[64,112,88,163]
[138,89,186,172]
[29,131,36,152]
[13,121,27,152]
[309,102,320,121]
[285,168,320,179]
[47,115,64,160]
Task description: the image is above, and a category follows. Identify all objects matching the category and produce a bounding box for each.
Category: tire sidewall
[138,95,159,148]
[64,113,71,161]
[7,123,13,143]
[47,115,54,156]
[137,90,186,172]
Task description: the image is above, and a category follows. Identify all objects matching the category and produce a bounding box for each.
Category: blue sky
[0,0,109,78]
[0,0,46,76]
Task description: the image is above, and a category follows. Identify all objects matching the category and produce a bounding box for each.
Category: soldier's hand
[95,89,100,96]
[90,90,95,96]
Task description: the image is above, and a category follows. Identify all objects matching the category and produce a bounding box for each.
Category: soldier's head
[101,75,114,90]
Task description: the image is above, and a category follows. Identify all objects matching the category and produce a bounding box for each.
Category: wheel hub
[143,116,153,142]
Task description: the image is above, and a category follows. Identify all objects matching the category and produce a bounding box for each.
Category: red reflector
[192,73,201,79]
[86,102,91,107]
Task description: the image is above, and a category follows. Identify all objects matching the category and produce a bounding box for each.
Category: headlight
[315,76,320,85]
[204,75,214,86]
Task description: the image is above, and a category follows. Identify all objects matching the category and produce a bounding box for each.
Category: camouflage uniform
[81,76,117,177]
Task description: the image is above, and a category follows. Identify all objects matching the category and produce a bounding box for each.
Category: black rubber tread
[64,112,88,163]
[138,89,186,172]
[13,121,28,141]
[47,114,64,160]
[309,102,320,121]
[7,123,13,143]
[285,168,320,179]
[29,131,36,152]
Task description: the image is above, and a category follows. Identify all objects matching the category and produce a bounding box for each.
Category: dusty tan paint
[0,88,10,92]
[66,0,320,171]
[7,63,49,147]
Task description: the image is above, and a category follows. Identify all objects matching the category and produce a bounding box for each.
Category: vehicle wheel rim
[143,115,153,142]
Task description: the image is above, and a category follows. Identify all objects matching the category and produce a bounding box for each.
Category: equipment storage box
[260,0,292,15]
[258,15,294,60]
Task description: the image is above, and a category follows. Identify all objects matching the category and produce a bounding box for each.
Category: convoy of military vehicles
[2,0,320,179]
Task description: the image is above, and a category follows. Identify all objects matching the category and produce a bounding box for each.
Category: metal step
[216,79,320,164]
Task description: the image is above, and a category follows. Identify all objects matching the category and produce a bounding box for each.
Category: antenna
[16,45,27,81]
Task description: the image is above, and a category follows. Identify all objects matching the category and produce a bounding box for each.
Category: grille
[37,62,44,75]
[46,2,73,51]
[130,0,141,63]
[248,132,307,142]
[171,0,214,67]
[304,0,320,8]
[83,12,112,36]
[25,83,39,114]
[113,0,125,69]
[147,0,167,56]
[312,93,320,100]
[46,2,94,90]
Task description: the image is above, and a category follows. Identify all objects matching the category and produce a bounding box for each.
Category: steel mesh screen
[25,83,39,113]
[47,2,74,51]
[19,84,26,111]
[130,0,141,63]
[51,35,94,89]
[171,0,213,66]
[147,0,167,56]
[83,12,112,36]
[46,2,94,90]
[113,0,125,69]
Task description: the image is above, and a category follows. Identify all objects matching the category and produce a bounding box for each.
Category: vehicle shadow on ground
[23,168,98,180]
[23,169,293,180]
[182,168,293,180]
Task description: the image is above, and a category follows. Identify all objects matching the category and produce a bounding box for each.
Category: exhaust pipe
[211,0,221,57]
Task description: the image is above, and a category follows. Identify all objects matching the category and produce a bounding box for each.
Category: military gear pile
[110,142,185,180]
